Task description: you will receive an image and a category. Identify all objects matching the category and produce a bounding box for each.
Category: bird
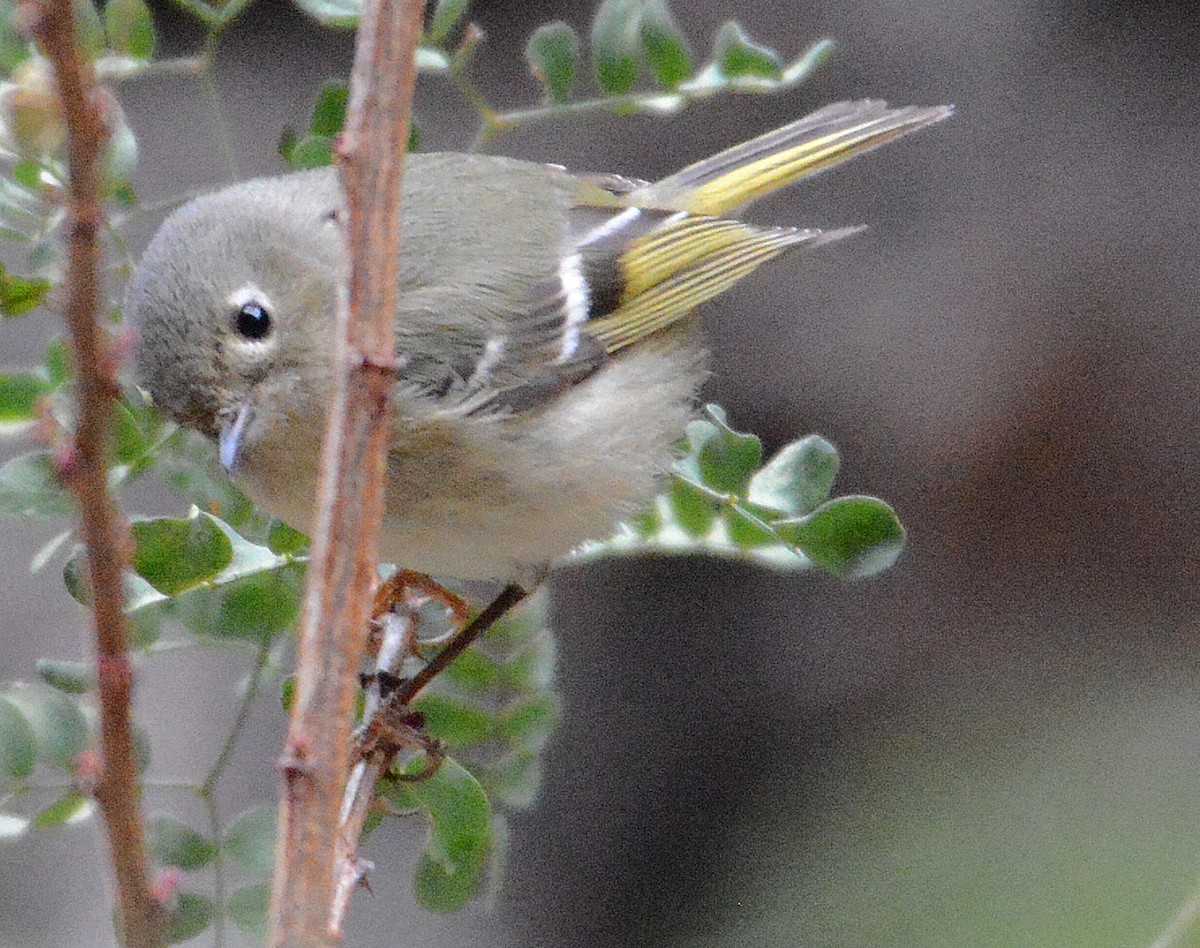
[127,99,952,582]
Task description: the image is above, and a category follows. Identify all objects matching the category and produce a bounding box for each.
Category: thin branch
[25,1,164,945]
[267,1,425,944]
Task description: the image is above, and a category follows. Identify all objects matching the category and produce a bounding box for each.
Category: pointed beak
[218,401,254,473]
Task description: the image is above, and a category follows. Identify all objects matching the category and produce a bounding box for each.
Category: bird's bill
[218,401,254,473]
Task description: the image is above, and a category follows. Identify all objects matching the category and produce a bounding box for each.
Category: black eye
[234,301,272,340]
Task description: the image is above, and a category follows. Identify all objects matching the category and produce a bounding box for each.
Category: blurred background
[4,0,1200,944]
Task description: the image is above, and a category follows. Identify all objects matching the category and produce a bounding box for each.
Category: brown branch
[25,1,164,945]
[267,1,425,944]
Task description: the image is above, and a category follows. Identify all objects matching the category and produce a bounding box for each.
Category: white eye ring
[226,285,277,351]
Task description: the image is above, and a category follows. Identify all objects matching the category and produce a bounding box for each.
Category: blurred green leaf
[163,893,213,945]
[291,0,360,28]
[0,697,36,781]
[591,0,642,94]
[266,520,308,555]
[668,476,716,536]
[0,4,31,71]
[0,262,52,317]
[103,0,155,59]
[525,21,580,103]
[130,513,234,596]
[281,133,334,170]
[713,20,782,80]
[222,806,276,876]
[0,372,49,428]
[35,659,92,694]
[148,816,216,871]
[43,338,70,386]
[499,694,560,751]
[308,80,347,136]
[415,693,494,748]
[773,495,906,578]
[639,0,691,90]
[387,756,492,912]
[438,648,499,693]
[426,0,468,43]
[691,404,763,495]
[225,884,269,938]
[171,562,303,641]
[483,751,541,809]
[748,434,840,515]
[71,0,105,56]
[1,685,90,772]
[33,790,89,829]
[0,452,73,518]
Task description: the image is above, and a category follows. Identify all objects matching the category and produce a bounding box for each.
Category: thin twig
[25,1,164,945]
[266,2,425,944]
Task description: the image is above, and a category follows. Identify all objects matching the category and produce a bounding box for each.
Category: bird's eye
[234,301,272,340]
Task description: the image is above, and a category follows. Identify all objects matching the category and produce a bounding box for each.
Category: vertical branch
[26,1,164,946]
[268,1,425,944]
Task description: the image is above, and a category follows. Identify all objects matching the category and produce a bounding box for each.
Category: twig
[266,1,425,944]
[25,1,165,945]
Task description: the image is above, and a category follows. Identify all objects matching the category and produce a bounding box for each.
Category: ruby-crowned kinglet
[127,99,950,581]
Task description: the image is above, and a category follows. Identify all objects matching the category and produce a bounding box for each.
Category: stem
[27,1,165,944]
[267,1,425,944]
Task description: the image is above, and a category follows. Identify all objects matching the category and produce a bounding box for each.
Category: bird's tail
[639,100,953,216]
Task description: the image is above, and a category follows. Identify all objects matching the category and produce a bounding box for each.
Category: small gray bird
[127,99,951,581]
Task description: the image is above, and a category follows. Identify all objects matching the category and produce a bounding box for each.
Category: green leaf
[0,372,50,427]
[484,751,542,809]
[0,4,31,71]
[172,562,303,641]
[639,0,691,90]
[525,21,580,103]
[35,659,92,694]
[438,648,499,693]
[0,451,73,518]
[773,495,906,578]
[668,476,716,536]
[222,806,276,876]
[148,816,216,871]
[44,338,70,386]
[2,685,90,772]
[291,0,360,28]
[415,694,494,748]
[691,405,762,495]
[748,434,840,515]
[393,757,492,912]
[163,893,213,944]
[33,790,89,829]
[713,20,783,81]
[71,0,106,57]
[226,884,269,938]
[282,133,334,170]
[103,0,155,59]
[111,399,154,467]
[0,262,52,317]
[591,0,643,94]
[308,80,348,137]
[130,513,234,596]
[499,694,560,751]
[426,0,468,43]
[0,697,37,781]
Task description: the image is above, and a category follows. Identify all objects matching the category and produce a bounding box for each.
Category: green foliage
[583,406,906,577]
[0,262,52,316]
[103,0,156,61]
[381,757,493,912]
[223,806,277,875]
[163,892,214,945]
[714,20,782,81]
[525,22,580,104]
[148,816,218,871]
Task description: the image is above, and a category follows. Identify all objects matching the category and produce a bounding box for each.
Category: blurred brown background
[3,0,1200,945]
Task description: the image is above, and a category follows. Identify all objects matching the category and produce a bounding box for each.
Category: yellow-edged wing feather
[584,100,950,355]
